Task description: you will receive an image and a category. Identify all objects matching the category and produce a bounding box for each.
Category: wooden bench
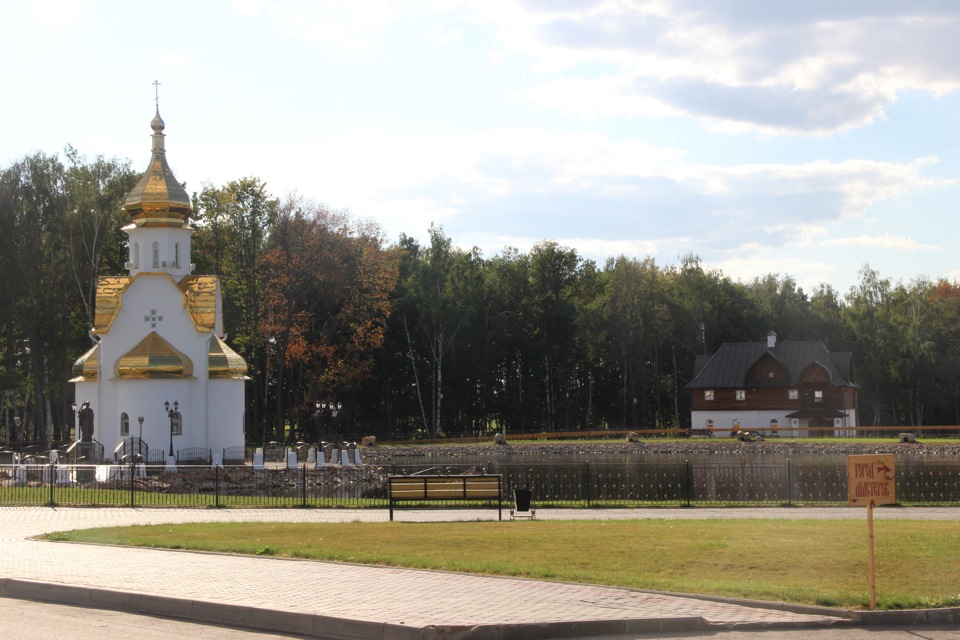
[388,474,502,521]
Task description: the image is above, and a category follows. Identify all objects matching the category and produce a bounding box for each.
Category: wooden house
[686,332,858,437]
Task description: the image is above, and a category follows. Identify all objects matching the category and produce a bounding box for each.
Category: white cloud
[433,29,463,47]
[715,253,839,289]
[230,0,404,50]
[29,0,90,30]
[229,0,264,16]
[154,51,196,74]
[185,124,941,240]
[821,234,940,252]
[480,1,960,134]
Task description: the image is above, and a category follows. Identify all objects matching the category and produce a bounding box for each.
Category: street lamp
[325,401,342,440]
[71,402,78,441]
[138,416,144,442]
[165,401,178,457]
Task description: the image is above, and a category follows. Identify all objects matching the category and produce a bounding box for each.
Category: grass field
[48,518,960,610]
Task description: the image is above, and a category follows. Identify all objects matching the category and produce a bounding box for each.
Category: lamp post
[71,402,78,442]
[314,400,322,443]
[325,401,342,440]
[165,400,178,457]
[138,416,144,442]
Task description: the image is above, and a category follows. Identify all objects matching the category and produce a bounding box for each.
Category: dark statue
[78,402,94,442]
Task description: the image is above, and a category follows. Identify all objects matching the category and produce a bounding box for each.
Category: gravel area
[359,440,960,461]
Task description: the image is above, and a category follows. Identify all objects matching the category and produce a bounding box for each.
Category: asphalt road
[595,628,960,640]
[5,597,960,640]
[0,597,307,640]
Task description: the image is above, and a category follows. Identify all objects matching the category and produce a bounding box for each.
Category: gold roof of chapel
[178,276,218,333]
[208,335,249,379]
[93,276,135,333]
[69,344,100,382]
[91,274,218,334]
[116,331,194,379]
[123,108,192,226]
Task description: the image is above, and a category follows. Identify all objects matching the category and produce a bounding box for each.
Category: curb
[0,577,711,639]
[680,591,960,628]
[637,590,857,619]
[855,607,960,626]
[6,576,955,636]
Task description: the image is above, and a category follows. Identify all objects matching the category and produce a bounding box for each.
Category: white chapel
[70,107,248,461]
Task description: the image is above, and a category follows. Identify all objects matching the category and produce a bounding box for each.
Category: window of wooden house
[736,389,746,400]
[789,389,799,400]
[814,390,823,403]
[704,390,714,400]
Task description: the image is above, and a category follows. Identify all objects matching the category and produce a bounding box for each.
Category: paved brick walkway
[1,507,956,638]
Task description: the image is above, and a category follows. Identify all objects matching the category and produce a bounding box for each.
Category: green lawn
[47,518,960,610]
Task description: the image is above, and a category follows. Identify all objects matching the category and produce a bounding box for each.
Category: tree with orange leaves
[258,197,399,441]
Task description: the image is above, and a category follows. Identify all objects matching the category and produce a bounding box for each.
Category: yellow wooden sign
[847,454,896,506]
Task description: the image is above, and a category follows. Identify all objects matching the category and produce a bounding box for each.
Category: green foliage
[0,149,135,444]
[5,141,960,446]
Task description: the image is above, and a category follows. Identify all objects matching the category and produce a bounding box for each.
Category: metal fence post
[787,460,793,506]
[584,462,592,508]
[685,460,693,507]
[48,462,55,507]
[301,464,307,507]
[215,465,221,508]
[129,463,136,508]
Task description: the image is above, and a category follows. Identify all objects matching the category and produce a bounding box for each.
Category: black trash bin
[511,488,535,519]
[514,488,531,511]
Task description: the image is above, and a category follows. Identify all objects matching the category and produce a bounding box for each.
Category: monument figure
[78,402,94,442]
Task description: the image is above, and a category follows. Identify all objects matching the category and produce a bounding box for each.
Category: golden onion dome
[116,331,194,379]
[69,344,101,382]
[208,335,249,379]
[123,108,192,226]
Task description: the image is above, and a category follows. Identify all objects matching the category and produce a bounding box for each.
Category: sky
[2,0,959,294]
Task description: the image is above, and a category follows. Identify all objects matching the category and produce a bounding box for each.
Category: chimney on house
[766,331,777,349]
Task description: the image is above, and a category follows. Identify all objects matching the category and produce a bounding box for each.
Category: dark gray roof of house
[686,340,857,389]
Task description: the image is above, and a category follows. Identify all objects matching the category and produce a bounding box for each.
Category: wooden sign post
[847,454,896,610]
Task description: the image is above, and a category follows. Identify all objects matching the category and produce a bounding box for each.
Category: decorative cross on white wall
[144,309,164,328]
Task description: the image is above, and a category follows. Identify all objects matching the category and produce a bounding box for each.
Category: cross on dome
[123,81,191,226]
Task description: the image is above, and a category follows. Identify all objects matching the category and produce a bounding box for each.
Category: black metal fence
[1,461,959,508]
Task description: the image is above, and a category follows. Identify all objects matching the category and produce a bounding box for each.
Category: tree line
[2,150,959,446]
